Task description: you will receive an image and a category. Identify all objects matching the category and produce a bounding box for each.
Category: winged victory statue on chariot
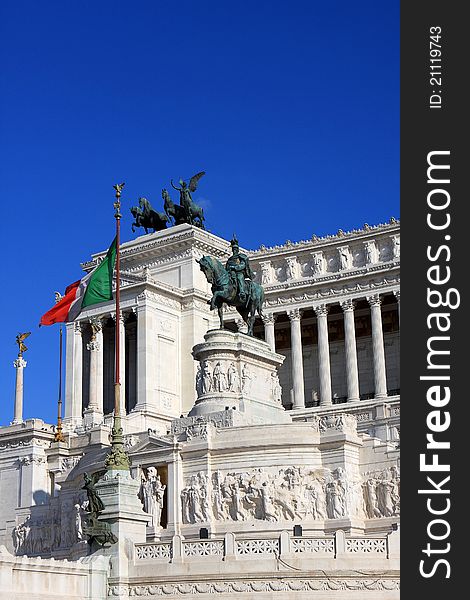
[130,171,206,234]
[129,171,265,336]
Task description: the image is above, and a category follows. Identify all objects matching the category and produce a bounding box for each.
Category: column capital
[74,320,83,334]
[314,303,329,317]
[110,310,127,325]
[87,340,100,352]
[13,357,27,369]
[393,290,400,303]
[367,294,382,307]
[340,299,356,312]
[261,312,276,325]
[89,316,103,341]
[287,308,302,321]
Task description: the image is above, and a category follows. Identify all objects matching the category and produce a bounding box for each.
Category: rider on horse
[225,236,253,304]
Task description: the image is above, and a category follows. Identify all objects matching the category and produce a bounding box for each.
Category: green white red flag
[40,237,117,326]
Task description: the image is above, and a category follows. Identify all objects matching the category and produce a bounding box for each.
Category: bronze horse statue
[197,255,264,336]
[130,197,169,233]
[162,189,189,226]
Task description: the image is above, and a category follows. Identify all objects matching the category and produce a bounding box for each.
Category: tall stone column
[112,312,127,416]
[340,300,360,402]
[65,321,83,424]
[136,293,158,412]
[12,357,27,424]
[367,294,388,399]
[262,313,276,351]
[393,290,400,323]
[288,308,305,409]
[84,318,104,426]
[315,304,332,406]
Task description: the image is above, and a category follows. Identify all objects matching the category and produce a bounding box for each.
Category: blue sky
[0,0,399,426]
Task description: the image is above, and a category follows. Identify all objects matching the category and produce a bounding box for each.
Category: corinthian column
[12,357,27,424]
[393,290,400,323]
[367,294,388,399]
[262,313,276,351]
[65,321,83,424]
[340,300,360,402]
[314,304,332,406]
[288,308,305,409]
[84,318,104,425]
[112,312,127,416]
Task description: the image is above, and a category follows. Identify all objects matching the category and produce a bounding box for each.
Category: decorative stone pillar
[111,312,127,416]
[65,321,83,424]
[135,292,158,412]
[367,294,388,399]
[314,304,332,406]
[393,290,400,323]
[12,357,27,424]
[166,452,184,535]
[288,308,305,409]
[84,318,104,426]
[262,313,276,351]
[340,300,360,402]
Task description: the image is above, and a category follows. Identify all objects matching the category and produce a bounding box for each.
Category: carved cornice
[109,578,400,596]
[249,219,400,257]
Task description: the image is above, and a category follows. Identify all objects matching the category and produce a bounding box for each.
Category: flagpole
[105,182,130,471]
[53,326,65,443]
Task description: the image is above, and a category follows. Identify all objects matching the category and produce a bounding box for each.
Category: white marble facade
[0,221,400,598]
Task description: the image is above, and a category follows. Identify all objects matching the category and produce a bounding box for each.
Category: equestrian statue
[197,236,264,336]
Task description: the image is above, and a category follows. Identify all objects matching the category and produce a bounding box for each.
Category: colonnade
[260,291,400,408]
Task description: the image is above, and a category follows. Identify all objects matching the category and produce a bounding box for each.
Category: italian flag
[40,237,117,326]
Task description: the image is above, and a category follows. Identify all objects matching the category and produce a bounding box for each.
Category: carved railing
[183,540,224,557]
[134,531,393,562]
[236,538,279,556]
[135,542,172,560]
[291,538,335,553]
[346,538,387,553]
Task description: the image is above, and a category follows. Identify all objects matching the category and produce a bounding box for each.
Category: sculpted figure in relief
[270,371,282,403]
[285,257,297,280]
[139,467,166,528]
[195,364,204,397]
[312,252,324,275]
[201,361,213,394]
[260,262,272,285]
[227,362,239,393]
[241,363,253,394]
[364,240,378,264]
[361,465,400,519]
[338,248,351,270]
[212,362,227,392]
[391,236,400,259]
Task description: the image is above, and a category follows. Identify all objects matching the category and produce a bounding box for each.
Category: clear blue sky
[0,0,399,426]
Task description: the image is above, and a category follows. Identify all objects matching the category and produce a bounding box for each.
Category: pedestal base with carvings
[189,329,290,425]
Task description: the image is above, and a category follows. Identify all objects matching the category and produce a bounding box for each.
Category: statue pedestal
[95,469,151,578]
[188,329,290,425]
